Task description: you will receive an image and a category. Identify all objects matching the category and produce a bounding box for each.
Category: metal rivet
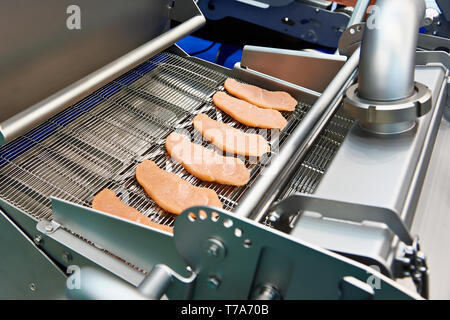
[29,283,36,292]
[62,251,73,263]
[207,275,221,289]
[45,224,54,232]
[268,211,280,223]
[207,243,219,257]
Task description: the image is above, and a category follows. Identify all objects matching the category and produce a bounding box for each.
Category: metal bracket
[417,33,450,52]
[338,23,365,57]
[339,22,450,56]
[269,193,414,245]
[240,45,347,93]
[172,206,421,299]
[394,236,428,299]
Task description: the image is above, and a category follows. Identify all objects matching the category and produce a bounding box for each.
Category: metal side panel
[0,198,146,292]
[0,0,205,146]
[291,214,396,276]
[0,208,66,299]
[240,45,347,93]
[48,198,190,278]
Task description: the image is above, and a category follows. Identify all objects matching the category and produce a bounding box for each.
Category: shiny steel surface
[0,0,170,124]
[411,116,450,299]
[240,45,346,93]
[346,0,372,29]
[318,66,446,227]
[0,208,66,299]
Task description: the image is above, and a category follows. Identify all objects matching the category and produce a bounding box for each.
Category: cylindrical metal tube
[346,0,372,28]
[235,47,361,221]
[138,265,173,299]
[358,0,426,102]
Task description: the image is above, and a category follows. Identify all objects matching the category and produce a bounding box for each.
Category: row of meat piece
[91,78,298,233]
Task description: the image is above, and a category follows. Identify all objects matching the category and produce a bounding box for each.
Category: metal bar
[235,47,361,221]
[346,0,372,28]
[269,193,413,245]
[50,197,189,276]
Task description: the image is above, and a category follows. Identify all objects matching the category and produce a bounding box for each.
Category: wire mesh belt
[0,51,352,230]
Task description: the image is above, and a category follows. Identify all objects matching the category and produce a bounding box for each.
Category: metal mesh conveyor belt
[0,51,353,230]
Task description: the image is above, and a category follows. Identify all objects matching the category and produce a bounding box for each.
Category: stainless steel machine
[0,0,448,300]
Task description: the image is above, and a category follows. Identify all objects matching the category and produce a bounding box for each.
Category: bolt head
[268,211,280,223]
[33,235,43,246]
[207,276,221,289]
[203,238,226,259]
[207,244,219,257]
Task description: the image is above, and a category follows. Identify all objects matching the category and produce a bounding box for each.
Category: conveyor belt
[0,51,351,230]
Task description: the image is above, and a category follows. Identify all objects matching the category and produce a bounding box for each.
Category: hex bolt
[206,275,221,289]
[268,211,280,223]
[207,243,219,257]
[29,283,36,292]
[33,235,43,246]
[204,238,226,259]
